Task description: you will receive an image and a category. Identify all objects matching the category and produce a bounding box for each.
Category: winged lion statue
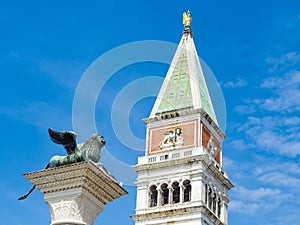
[18,128,106,200]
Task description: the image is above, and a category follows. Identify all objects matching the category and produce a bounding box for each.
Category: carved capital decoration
[23,162,127,225]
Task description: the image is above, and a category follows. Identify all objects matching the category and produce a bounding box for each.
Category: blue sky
[1,1,300,225]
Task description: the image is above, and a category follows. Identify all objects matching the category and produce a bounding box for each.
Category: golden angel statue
[183,11,192,27]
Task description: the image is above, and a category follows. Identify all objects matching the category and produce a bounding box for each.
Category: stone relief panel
[75,195,102,225]
[46,194,103,225]
[148,120,199,154]
[202,124,221,164]
[160,127,183,150]
[47,200,81,222]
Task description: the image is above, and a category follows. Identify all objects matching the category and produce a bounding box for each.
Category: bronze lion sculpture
[18,128,106,200]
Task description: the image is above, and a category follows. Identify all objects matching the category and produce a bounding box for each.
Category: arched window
[205,184,208,204]
[208,188,212,209]
[149,185,158,207]
[217,198,221,218]
[161,183,169,205]
[212,193,217,213]
[172,182,180,203]
[183,180,191,202]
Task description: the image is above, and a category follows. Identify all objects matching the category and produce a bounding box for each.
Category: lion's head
[78,133,106,163]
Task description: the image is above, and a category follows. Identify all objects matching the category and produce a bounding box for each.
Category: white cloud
[226,51,300,223]
[254,162,300,176]
[234,104,256,114]
[239,116,300,156]
[223,78,248,88]
[222,157,235,170]
[232,70,300,114]
[267,52,300,72]
[230,139,250,150]
[230,186,286,214]
[229,200,259,214]
[234,186,281,201]
[252,161,300,189]
[226,156,300,220]
[258,71,300,112]
[258,171,300,189]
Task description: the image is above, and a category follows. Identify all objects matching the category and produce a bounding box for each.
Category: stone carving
[49,200,80,221]
[207,136,217,156]
[76,196,101,225]
[48,129,105,168]
[18,128,106,200]
[46,196,102,225]
[160,128,183,150]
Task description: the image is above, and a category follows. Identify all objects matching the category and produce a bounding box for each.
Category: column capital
[23,162,127,225]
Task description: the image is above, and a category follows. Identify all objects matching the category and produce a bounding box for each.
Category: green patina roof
[194,52,217,122]
[153,35,218,125]
[157,43,194,113]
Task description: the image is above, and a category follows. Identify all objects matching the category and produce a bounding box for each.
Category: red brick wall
[147,120,199,155]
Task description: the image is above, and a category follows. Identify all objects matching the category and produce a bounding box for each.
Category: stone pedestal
[23,161,127,225]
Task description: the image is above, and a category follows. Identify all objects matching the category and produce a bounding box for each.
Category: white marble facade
[132,144,232,225]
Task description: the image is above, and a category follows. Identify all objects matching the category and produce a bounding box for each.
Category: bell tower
[132,11,233,225]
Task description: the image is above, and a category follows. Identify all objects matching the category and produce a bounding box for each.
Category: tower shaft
[132,11,233,225]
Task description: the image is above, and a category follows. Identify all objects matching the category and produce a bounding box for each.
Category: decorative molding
[23,162,127,225]
[134,151,233,191]
[144,108,225,139]
[23,162,127,204]
[46,190,102,225]
[131,205,225,225]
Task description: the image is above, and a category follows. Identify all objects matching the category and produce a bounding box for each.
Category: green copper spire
[156,43,194,113]
[150,12,218,125]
